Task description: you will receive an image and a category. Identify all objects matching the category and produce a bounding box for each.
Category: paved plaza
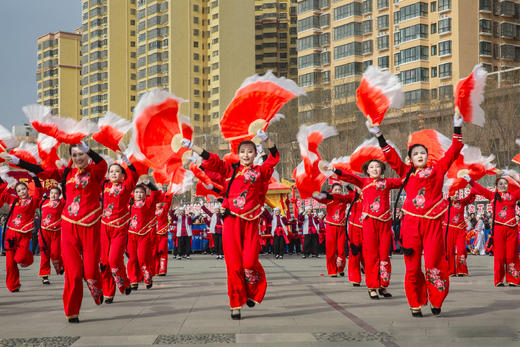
[0,254,519,347]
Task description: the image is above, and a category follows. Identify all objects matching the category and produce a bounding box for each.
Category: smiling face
[274,209,281,216]
[108,164,124,183]
[367,161,382,179]
[49,188,61,201]
[71,146,89,169]
[15,184,28,199]
[410,145,428,168]
[238,143,257,167]
[496,178,509,193]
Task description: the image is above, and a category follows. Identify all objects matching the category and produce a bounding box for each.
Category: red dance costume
[155,192,173,275]
[127,190,162,287]
[30,152,107,319]
[470,181,520,286]
[298,213,319,257]
[0,180,42,292]
[347,195,364,285]
[337,171,401,289]
[314,192,356,276]
[39,198,65,278]
[201,148,279,309]
[202,205,224,257]
[100,167,138,300]
[443,193,475,276]
[381,132,463,309]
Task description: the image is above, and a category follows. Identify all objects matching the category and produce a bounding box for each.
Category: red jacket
[155,192,173,234]
[41,198,65,232]
[0,183,43,233]
[382,134,463,219]
[348,194,364,228]
[202,150,279,221]
[40,160,107,227]
[337,171,401,222]
[314,192,356,226]
[102,168,139,228]
[128,190,161,235]
[443,193,476,229]
[470,181,520,227]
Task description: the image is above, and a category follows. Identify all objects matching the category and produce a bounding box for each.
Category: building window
[394,45,429,65]
[479,0,491,11]
[298,53,321,69]
[404,89,429,105]
[431,67,437,77]
[299,72,317,86]
[377,0,389,10]
[298,0,320,14]
[193,16,199,24]
[398,68,429,85]
[298,35,321,50]
[298,16,320,33]
[333,2,362,21]
[430,1,436,12]
[397,2,428,23]
[333,22,362,40]
[439,62,452,78]
[377,35,389,50]
[479,41,492,56]
[431,45,437,56]
[362,20,372,35]
[479,19,491,34]
[362,0,372,14]
[334,42,362,59]
[438,18,451,34]
[362,40,373,55]
[431,23,437,34]
[322,70,330,84]
[438,40,451,56]
[334,62,363,79]
[438,0,451,12]
[439,85,453,100]
[378,55,389,68]
[377,15,389,30]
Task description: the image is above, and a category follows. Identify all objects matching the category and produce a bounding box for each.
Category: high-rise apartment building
[296,0,520,127]
[36,31,82,120]
[80,0,137,121]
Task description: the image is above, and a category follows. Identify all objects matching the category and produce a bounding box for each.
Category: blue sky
[0,1,81,129]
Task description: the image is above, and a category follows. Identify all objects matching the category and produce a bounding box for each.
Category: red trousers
[155,233,169,275]
[39,229,63,277]
[455,228,468,275]
[127,232,154,285]
[100,224,130,299]
[445,225,459,276]
[325,224,346,276]
[4,230,33,292]
[61,220,103,319]
[362,218,392,289]
[223,216,266,309]
[401,214,449,309]
[348,224,363,284]
[493,225,520,286]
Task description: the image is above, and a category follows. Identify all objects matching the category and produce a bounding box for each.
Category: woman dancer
[332,161,402,299]
[154,189,173,275]
[100,156,138,303]
[183,130,279,320]
[369,113,463,317]
[0,174,42,292]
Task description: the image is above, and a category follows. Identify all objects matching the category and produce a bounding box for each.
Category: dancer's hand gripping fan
[123,139,150,177]
[445,145,496,196]
[0,166,17,188]
[10,142,40,166]
[407,129,451,166]
[22,104,98,144]
[37,133,61,168]
[220,71,305,149]
[512,139,520,165]
[131,88,186,170]
[356,66,404,126]
[455,64,487,127]
[92,112,132,152]
[293,123,338,199]
[167,116,194,167]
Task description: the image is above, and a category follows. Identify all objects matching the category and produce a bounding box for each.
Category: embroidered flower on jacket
[375,179,386,191]
[109,184,123,197]
[507,263,520,279]
[129,215,138,229]
[370,196,381,213]
[332,209,340,221]
[244,269,260,285]
[452,213,460,224]
[103,203,114,218]
[42,214,52,226]
[12,214,22,227]
[74,172,91,189]
[233,191,247,209]
[135,200,145,208]
[19,198,32,207]
[412,188,426,209]
[243,169,260,184]
[68,196,81,216]
[379,261,391,282]
[50,200,60,208]
[417,167,433,178]
[498,206,507,219]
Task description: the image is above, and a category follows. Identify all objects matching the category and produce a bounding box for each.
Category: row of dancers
[1,112,519,321]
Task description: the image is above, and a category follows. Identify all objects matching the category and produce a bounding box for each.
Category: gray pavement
[0,253,519,347]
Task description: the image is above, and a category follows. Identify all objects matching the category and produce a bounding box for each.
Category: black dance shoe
[378,288,392,298]
[105,298,113,304]
[246,299,256,308]
[68,317,80,323]
[410,308,423,317]
[430,305,441,316]
[125,287,132,295]
[231,309,241,320]
[368,290,379,300]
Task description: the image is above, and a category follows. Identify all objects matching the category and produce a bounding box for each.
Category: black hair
[331,183,342,190]
[68,143,80,155]
[237,140,257,154]
[362,159,386,176]
[134,183,147,193]
[407,144,428,159]
[495,175,508,187]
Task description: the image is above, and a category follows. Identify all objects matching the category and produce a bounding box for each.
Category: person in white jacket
[474,215,486,256]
